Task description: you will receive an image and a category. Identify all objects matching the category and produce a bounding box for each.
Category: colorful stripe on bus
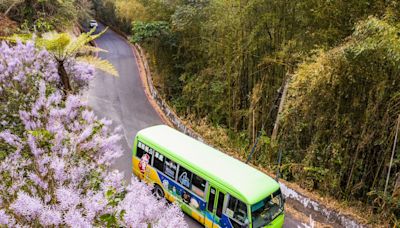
[134,156,236,228]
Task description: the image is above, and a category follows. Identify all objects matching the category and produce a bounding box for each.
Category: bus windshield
[251,189,284,228]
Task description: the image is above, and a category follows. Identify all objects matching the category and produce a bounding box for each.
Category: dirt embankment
[0,14,17,36]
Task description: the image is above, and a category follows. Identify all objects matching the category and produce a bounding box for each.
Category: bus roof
[136,125,280,204]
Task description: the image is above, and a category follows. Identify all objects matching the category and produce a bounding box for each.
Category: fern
[1,27,118,93]
[78,45,108,54]
[77,56,118,77]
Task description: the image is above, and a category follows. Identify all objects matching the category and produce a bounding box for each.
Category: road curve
[87,23,300,228]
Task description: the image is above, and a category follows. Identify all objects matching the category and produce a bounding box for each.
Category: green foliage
[88,169,103,190]
[38,28,108,61]
[367,190,400,225]
[131,21,171,43]
[20,18,54,32]
[93,0,400,223]
[99,213,118,227]
[1,0,93,32]
[92,0,132,34]
[77,55,119,77]
[99,188,127,227]
[279,17,400,221]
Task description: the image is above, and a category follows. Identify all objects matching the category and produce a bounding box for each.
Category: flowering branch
[0,41,187,227]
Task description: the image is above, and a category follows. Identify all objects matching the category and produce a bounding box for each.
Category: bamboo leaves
[279,18,400,220]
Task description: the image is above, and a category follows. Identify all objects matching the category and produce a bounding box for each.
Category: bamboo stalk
[384,114,400,196]
[271,74,290,142]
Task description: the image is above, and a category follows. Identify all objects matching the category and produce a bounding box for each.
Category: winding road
[87,24,300,228]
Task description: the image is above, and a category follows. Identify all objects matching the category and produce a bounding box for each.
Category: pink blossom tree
[0,41,187,227]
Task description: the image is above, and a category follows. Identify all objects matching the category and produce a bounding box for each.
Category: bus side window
[136,141,145,158]
[136,141,153,165]
[191,174,206,198]
[226,196,248,226]
[153,151,164,171]
[178,166,193,188]
[164,158,178,179]
[216,191,225,218]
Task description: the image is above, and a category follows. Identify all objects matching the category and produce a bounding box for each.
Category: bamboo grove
[93,0,400,223]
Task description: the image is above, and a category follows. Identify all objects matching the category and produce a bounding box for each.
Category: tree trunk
[345,149,359,196]
[271,75,290,142]
[384,114,400,195]
[57,61,72,95]
[393,173,400,198]
[4,2,18,16]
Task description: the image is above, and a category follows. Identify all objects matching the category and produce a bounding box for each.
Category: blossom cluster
[65,59,96,89]
[0,41,187,227]
[0,41,59,91]
[0,40,59,137]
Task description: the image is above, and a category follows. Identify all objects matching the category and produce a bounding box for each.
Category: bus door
[206,185,225,228]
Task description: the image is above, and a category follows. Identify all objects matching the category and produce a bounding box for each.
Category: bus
[132,125,285,228]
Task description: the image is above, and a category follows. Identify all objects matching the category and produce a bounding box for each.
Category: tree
[7,28,118,95]
[1,0,93,31]
[0,41,187,227]
[94,0,399,223]
[279,17,400,223]
[0,0,23,16]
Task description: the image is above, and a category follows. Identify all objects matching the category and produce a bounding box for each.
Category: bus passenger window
[207,187,216,212]
[178,166,193,188]
[227,196,248,225]
[136,141,153,165]
[164,158,178,179]
[153,151,164,171]
[191,174,206,198]
[216,191,225,218]
[136,142,144,158]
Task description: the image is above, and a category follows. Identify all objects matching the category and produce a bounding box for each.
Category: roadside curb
[132,44,205,141]
[131,45,175,127]
[92,22,199,139]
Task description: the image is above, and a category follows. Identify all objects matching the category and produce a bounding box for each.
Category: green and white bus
[132,125,285,228]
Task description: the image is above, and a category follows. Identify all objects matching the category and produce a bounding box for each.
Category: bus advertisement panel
[132,125,284,228]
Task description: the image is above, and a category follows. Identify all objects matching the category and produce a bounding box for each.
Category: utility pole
[384,114,400,196]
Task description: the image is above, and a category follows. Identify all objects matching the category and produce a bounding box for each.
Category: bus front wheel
[152,184,165,200]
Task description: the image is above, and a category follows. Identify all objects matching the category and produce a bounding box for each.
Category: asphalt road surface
[87,23,300,228]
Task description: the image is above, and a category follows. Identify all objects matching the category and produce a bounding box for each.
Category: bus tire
[152,184,165,200]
